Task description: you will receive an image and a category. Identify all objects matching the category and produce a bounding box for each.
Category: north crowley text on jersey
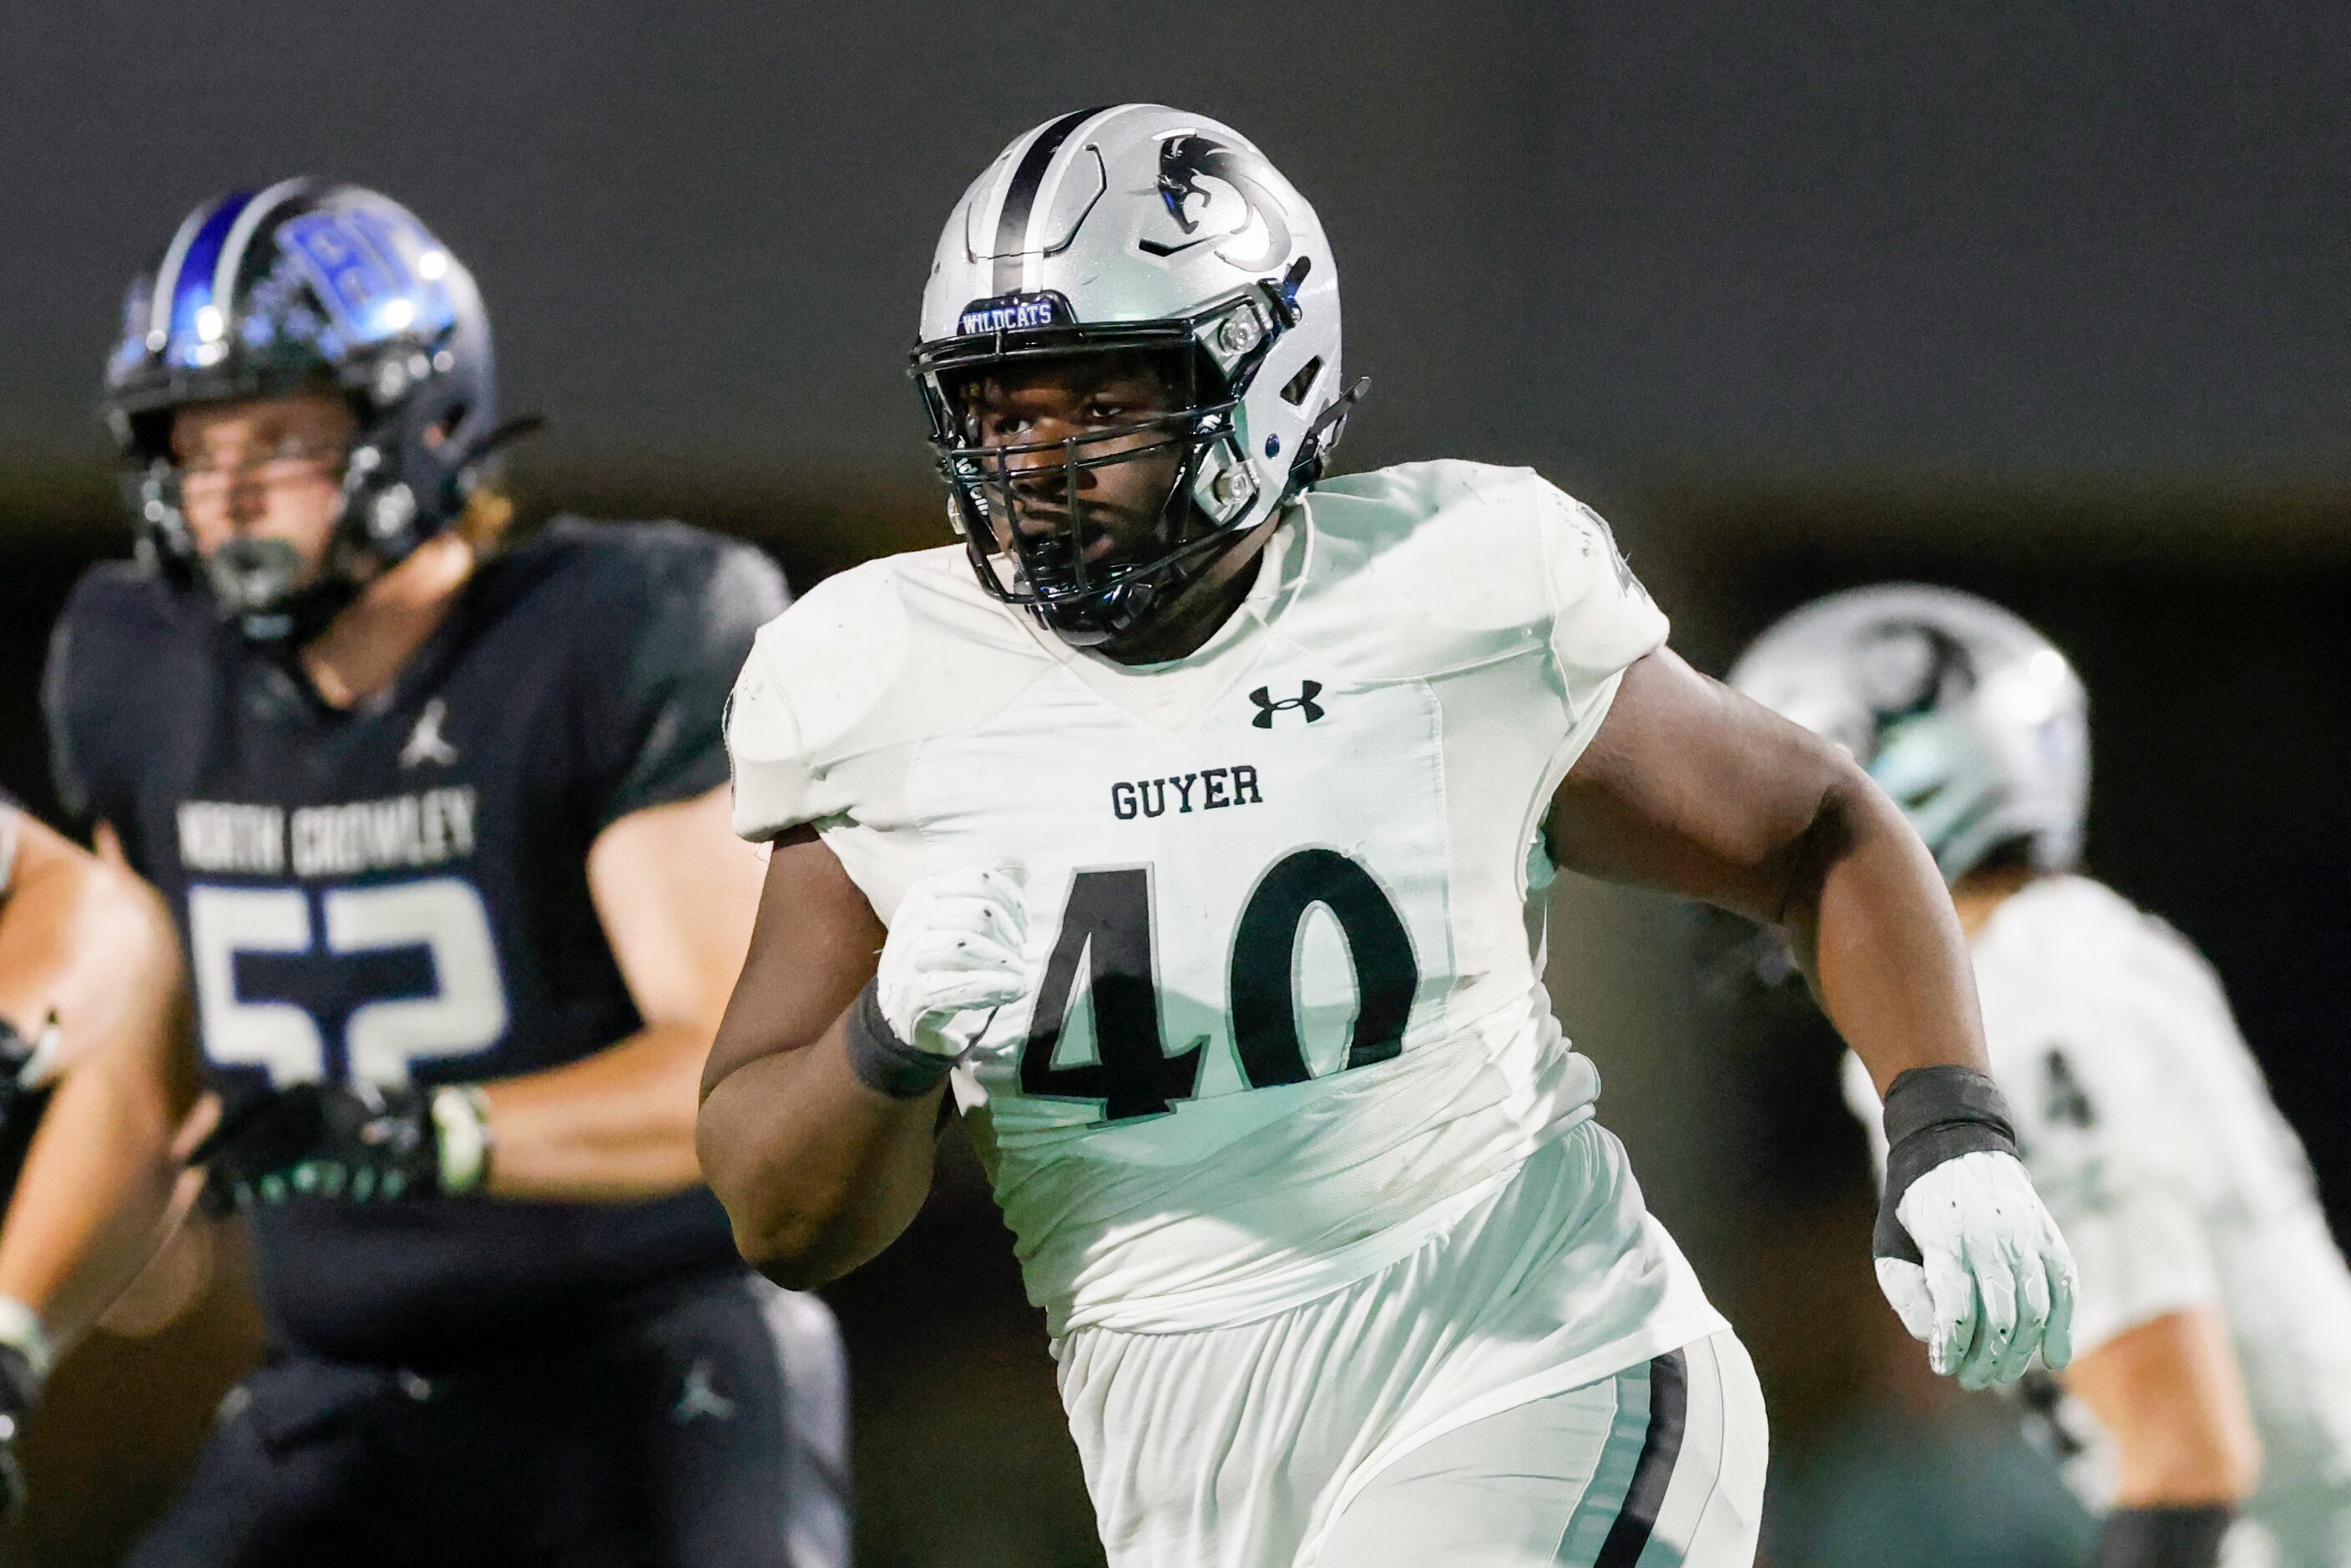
[176,788,480,878]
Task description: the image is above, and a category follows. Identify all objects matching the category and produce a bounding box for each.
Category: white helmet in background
[1729,584,2090,883]
[912,104,1358,646]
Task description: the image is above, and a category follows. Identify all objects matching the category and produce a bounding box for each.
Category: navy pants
[125,1271,849,1568]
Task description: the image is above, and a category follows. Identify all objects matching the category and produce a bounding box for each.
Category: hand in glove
[1874,1065,2078,1390]
[190,1080,490,1213]
[843,867,1031,1098]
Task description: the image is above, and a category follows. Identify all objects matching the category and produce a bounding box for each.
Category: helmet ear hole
[1279,357,1323,407]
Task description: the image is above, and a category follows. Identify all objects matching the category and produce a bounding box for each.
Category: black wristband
[1876,1065,2021,1265]
[842,981,957,1100]
[2096,1504,2232,1568]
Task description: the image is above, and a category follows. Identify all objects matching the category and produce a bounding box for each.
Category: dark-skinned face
[953,350,1192,579]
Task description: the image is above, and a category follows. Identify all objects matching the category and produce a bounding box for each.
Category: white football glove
[875,867,1032,1059]
[1877,1147,2078,1390]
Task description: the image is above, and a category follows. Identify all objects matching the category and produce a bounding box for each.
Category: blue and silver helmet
[1730,584,2091,883]
[104,180,503,640]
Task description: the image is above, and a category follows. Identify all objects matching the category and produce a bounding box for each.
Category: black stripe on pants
[1594,1349,1690,1567]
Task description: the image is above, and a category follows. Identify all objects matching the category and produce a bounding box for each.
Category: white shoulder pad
[1515,474,1670,692]
[726,559,910,842]
[1299,461,1666,696]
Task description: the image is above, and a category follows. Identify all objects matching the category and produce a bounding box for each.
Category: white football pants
[1317,1333,1766,1566]
[1057,1126,1766,1567]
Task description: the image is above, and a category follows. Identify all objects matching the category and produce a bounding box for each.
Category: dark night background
[1,4,2345,1565]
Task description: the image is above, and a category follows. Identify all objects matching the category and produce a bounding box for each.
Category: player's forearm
[0,842,190,1346]
[0,822,154,1042]
[697,1014,942,1292]
[1787,770,1992,1094]
[476,1020,712,1202]
[2066,1309,2262,1507]
[0,1058,182,1350]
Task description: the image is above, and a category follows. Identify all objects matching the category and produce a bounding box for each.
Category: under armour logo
[672,1358,737,1425]
[399,697,459,769]
[1249,681,1325,727]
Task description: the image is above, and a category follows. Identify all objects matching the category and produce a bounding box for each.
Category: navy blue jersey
[43,520,787,1369]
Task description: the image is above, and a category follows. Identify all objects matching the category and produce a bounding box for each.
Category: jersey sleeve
[1514,475,1670,766]
[40,564,168,837]
[587,534,791,832]
[726,559,908,842]
[1997,1007,2222,1353]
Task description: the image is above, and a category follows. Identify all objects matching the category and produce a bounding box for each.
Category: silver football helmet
[1729,584,2090,883]
[913,104,1358,646]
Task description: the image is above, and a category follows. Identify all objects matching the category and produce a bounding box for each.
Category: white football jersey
[1843,876,2351,1563]
[730,460,1724,1363]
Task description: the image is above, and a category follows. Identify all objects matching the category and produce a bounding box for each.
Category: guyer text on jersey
[1110,765,1264,822]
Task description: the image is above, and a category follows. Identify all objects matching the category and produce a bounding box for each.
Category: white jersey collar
[1028,506,1312,731]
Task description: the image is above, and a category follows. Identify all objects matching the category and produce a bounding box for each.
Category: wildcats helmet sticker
[1140,134,1294,270]
[956,290,1074,336]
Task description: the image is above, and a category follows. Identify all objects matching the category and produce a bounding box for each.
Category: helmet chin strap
[1282,377,1369,496]
[1029,512,1244,650]
[447,413,547,478]
[1083,513,1282,662]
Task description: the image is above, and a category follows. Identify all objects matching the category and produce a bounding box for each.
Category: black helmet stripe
[992,104,1109,293]
[207,177,320,313]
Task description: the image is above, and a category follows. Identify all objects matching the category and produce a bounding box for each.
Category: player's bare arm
[2065,1308,2261,1508]
[0,812,194,1347]
[0,808,193,1512]
[697,826,923,1290]
[1547,646,1984,1090]
[1551,646,2076,1390]
[473,783,765,1201]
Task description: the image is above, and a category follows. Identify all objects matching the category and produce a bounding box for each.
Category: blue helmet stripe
[162,191,255,358]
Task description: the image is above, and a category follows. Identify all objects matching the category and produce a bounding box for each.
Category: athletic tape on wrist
[1875,1065,2021,1265]
[842,982,956,1100]
[2096,1503,2232,1568]
[0,1298,53,1389]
